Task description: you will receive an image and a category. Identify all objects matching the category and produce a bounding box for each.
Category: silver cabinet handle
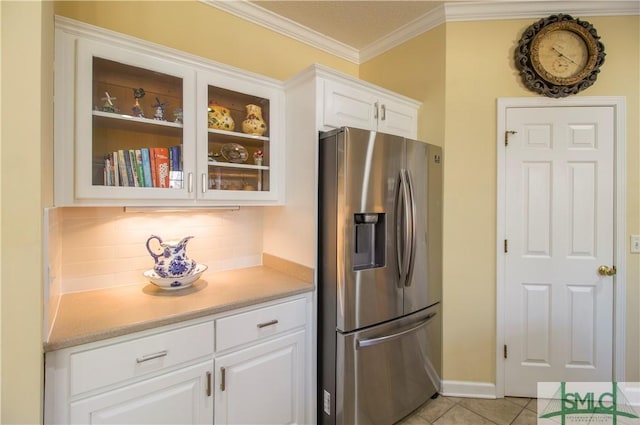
[187,172,193,193]
[257,319,279,329]
[136,350,168,363]
[201,173,207,193]
[381,104,386,121]
[374,102,379,119]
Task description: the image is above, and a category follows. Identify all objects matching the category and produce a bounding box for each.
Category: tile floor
[398,395,640,425]
[397,396,545,425]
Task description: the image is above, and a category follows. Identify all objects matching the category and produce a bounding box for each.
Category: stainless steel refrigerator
[318,127,443,425]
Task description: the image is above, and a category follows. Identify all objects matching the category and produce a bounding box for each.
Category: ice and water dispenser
[353,213,385,270]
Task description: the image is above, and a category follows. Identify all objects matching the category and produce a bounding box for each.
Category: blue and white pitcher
[146,235,197,278]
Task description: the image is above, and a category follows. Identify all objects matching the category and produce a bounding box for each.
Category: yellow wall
[363,16,640,383]
[1,1,54,423]
[360,25,446,146]
[54,0,358,81]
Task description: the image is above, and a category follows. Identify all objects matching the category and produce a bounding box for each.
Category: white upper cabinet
[322,77,419,139]
[54,17,284,206]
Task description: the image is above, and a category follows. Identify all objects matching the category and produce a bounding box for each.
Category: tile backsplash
[52,206,263,293]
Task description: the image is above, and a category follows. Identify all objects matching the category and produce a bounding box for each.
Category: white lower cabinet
[45,295,310,425]
[214,331,306,425]
[69,360,213,424]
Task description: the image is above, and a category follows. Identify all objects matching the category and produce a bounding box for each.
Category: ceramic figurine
[152,97,169,121]
[101,91,117,113]
[242,104,267,136]
[146,235,197,278]
[132,88,146,117]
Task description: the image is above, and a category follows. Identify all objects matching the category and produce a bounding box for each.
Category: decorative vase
[145,235,197,278]
[242,104,267,136]
[208,103,235,131]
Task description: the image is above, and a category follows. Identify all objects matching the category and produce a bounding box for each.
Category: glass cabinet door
[75,39,196,201]
[197,72,282,203]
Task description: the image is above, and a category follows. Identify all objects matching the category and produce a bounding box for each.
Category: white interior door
[503,105,615,397]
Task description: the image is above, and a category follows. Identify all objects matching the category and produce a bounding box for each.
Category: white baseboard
[441,380,497,399]
[622,384,640,407]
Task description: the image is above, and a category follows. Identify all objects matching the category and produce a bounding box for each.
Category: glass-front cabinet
[197,70,282,202]
[55,22,283,206]
[75,39,196,202]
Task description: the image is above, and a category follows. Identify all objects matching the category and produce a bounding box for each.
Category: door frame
[496,96,627,398]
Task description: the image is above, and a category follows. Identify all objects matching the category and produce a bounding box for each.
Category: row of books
[103,146,182,188]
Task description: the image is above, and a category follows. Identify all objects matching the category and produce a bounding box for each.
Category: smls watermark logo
[537,382,640,424]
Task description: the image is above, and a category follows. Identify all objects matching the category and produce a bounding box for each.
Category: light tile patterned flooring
[398,395,640,425]
[397,396,546,425]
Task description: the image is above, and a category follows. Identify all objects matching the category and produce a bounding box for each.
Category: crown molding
[202,0,640,64]
[444,1,640,21]
[360,4,447,63]
[200,0,360,63]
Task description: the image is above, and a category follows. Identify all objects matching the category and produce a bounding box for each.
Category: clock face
[530,22,598,86]
[534,29,589,80]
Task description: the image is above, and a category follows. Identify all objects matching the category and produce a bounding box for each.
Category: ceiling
[204,1,639,63]
[250,1,444,50]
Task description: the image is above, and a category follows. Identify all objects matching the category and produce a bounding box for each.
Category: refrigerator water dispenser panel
[353,213,385,270]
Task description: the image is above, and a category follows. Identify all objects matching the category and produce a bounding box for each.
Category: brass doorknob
[598,265,617,276]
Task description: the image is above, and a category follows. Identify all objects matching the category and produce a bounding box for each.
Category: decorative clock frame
[515,14,605,98]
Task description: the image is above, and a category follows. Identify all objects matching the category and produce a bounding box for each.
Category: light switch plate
[631,235,640,254]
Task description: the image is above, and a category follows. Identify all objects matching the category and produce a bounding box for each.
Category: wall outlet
[323,390,331,415]
[631,235,640,254]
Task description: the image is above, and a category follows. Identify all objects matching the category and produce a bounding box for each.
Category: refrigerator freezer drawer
[332,304,441,425]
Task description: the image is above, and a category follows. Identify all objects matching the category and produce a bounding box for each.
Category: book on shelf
[154,147,170,188]
[141,148,153,188]
[117,150,129,186]
[112,151,120,186]
[123,150,135,186]
[169,145,183,189]
[128,150,141,187]
[150,148,158,187]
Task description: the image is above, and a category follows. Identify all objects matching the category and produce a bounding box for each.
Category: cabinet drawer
[216,298,306,352]
[69,321,214,396]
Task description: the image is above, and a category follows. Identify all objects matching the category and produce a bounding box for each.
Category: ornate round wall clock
[515,14,605,98]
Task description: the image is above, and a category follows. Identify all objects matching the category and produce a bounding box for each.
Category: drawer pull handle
[257,319,279,329]
[136,350,168,364]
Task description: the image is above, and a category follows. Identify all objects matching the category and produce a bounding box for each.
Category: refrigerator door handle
[396,170,412,286]
[355,312,437,349]
[404,169,417,287]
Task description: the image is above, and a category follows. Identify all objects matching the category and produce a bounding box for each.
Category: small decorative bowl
[143,263,208,290]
